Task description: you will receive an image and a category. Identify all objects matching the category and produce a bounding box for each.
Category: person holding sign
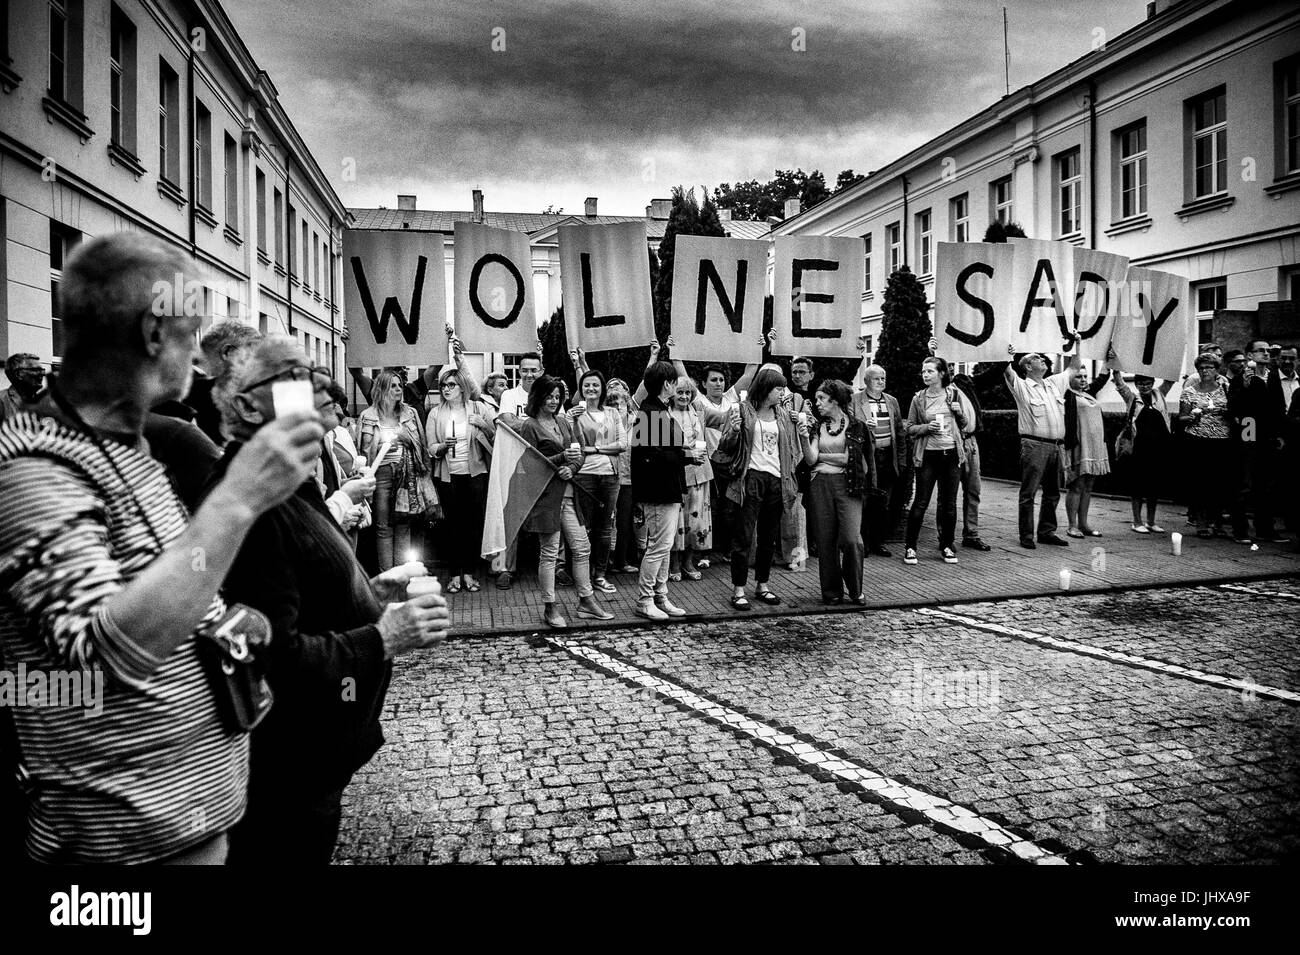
[902,358,973,566]
[1062,356,1113,538]
[1111,360,1175,534]
[1003,345,1071,549]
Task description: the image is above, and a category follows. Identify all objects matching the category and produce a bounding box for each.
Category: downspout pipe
[186,25,196,256]
[286,152,294,334]
[901,174,910,269]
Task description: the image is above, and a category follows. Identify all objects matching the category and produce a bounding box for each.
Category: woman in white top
[903,357,972,567]
[667,376,713,581]
[568,368,627,593]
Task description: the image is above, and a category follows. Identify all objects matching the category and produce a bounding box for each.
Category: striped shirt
[0,409,248,863]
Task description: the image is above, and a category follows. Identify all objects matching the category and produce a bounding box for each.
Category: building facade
[1,0,347,376]
[772,0,1300,367]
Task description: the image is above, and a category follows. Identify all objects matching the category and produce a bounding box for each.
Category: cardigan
[516,415,587,533]
[905,386,975,467]
[426,398,496,480]
[716,401,801,509]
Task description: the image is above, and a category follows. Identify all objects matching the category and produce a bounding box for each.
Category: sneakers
[941,547,958,564]
[495,572,514,589]
[635,600,669,621]
[903,548,918,565]
[654,596,687,617]
[592,577,617,594]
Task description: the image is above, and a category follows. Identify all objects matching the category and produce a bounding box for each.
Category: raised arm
[631,338,661,406]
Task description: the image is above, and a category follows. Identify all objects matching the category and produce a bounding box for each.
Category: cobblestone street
[335,575,1300,864]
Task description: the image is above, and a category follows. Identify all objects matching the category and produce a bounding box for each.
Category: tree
[712,167,842,220]
[653,186,727,351]
[982,220,1027,243]
[540,204,564,215]
[834,169,867,193]
[874,265,931,399]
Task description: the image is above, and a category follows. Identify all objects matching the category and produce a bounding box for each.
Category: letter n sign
[770,235,862,358]
[669,235,766,363]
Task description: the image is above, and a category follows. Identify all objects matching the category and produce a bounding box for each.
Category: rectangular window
[48,0,67,100]
[1283,59,1300,176]
[1190,88,1227,198]
[991,177,1013,225]
[273,187,284,266]
[301,221,309,287]
[158,59,179,183]
[223,133,238,228]
[886,222,901,274]
[915,209,932,276]
[194,101,211,209]
[255,170,267,253]
[1193,279,1226,344]
[1117,121,1148,219]
[258,312,269,335]
[950,194,969,242]
[50,221,82,360]
[108,5,136,150]
[862,233,872,292]
[1055,148,1082,237]
[287,204,296,277]
[313,232,320,291]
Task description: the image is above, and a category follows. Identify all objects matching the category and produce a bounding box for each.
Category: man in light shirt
[1003,347,1070,548]
[498,352,543,420]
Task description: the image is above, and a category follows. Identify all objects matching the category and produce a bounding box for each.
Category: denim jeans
[638,502,680,601]
[808,471,864,600]
[906,449,959,550]
[537,497,593,603]
[575,472,620,580]
[728,470,783,587]
[373,462,410,571]
[960,437,982,539]
[1017,437,1061,541]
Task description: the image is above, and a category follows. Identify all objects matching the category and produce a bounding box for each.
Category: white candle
[373,440,393,467]
[271,379,314,417]
[1059,568,1072,590]
[406,576,442,597]
[1170,532,1182,556]
[797,411,808,429]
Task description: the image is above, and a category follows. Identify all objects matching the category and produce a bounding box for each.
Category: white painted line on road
[546,636,1070,865]
[916,607,1300,704]
[1219,583,1300,602]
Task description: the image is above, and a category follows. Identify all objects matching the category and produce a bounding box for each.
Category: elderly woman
[517,375,613,628]
[903,357,973,566]
[209,336,450,864]
[667,376,713,581]
[358,369,429,570]
[1179,353,1233,538]
[805,379,876,604]
[426,363,496,593]
[1111,360,1174,533]
[568,367,627,593]
[1062,359,1113,538]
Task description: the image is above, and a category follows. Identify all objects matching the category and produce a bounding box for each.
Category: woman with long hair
[902,357,972,567]
[804,379,876,604]
[667,375,712,581]
[568,368,627,593]
[426,364,496,592]
[358,368,429,570]
[1111,360,1174,533]
[715,365,807,610]
[516,375,612,628]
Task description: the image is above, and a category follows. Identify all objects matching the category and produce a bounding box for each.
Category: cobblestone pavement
[335,577,1300,864]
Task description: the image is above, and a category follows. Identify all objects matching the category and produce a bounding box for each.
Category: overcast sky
[224,0,1147,216]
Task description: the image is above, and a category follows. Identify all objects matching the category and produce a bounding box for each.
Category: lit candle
[1170,532,1182,556]
[1059,568,1072,590]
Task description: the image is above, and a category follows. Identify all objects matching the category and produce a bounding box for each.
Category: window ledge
[257,248,271,266]
[157,177,185,207]
[1175,193,1234,220]
[1263,172,1300,198]
[223,225,242,246]
[289,274,300,287]
[1104,214,1152,238]
[42,94,93,143]
[861,291,874,301]
[918,273,934,284]
[195,204,218,229]
[313,291,322,303]
[274,263,286,277]
[107,142,145,180]
[0,59,21,94]
[1057,232,1085,246]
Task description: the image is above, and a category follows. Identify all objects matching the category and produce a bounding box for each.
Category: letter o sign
[469,253,525,328]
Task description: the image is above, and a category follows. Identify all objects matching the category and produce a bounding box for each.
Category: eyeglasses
[239,364,326,395]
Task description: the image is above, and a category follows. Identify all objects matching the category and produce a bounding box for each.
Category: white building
[1,0,347,376]
[772,0,1300,365]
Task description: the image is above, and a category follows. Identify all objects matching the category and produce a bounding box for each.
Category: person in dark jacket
[208,336,450,865]
[1225,349,1281,544]
[631,359,694,621]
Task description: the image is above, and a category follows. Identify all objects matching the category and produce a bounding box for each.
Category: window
[502,354,525,388]
[258,312,269,335]
[256,170,267,253]
[1190,88,1227,198]
[915,209,932,276]
[273,187,284,266]
[194,101,211,209]
[301,221,309,287]
[1055,148,1082,237]
[1286,268,1300,302]
[862,233,872,292]
[287,204,296,277]
[1283,59,1300,176]
[1193,279,1226,344]
[223,133,238,228]
[1117,121,1148,219]
[990,177,1013,224]
[886,222,901,274]
[860,334,873,355]
[49,0,67,100]
[950,194,969,242]
[313,232,320,291]
[158,59,179,183]
[50,221,82,361]
[108,5,136,151]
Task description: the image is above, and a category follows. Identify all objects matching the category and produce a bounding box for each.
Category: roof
[346,207,771,242]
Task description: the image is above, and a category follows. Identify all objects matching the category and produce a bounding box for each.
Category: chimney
[397,194,416,211]
[472,188,484,223]
[648,198,672,220]
[718,208,732,221]
[783,197,801,219]
[584,197,598,218]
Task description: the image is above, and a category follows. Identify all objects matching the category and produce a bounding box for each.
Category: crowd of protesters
[0,232,1297,865]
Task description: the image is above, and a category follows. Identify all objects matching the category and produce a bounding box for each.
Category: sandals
[1066,528,1085,539]
[696,558,711,570]
[668,572,682,582]
[755,589,781,606]
[447,578,463,593]
[730,595,751,611]
[682,569,703,581]
[464,576,481,592]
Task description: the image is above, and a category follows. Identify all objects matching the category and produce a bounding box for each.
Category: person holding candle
[516,375,612,628]
[1179,353,1233,539]
[805,379,876,604]
[566,364,627,593]
[665,375,713,581]
[903,357,973,566]
[427,361,496,593]
[358,370,428,571]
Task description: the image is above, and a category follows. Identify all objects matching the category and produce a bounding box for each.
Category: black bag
[195,604,275,733]
[795,459,812,495]
[710,439,745,483]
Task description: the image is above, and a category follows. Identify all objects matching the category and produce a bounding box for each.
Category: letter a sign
[669,235,766,364]
[770,235,862,358]
[453,221,535,354]
[343,230,448,367]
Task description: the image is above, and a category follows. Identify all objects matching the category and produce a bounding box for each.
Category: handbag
[794,459,812,495]
[1113,426,1135,461]
[195,604,275,733]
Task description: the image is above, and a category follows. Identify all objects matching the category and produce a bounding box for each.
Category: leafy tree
[834,169,867,193]
[540,204,564,215]
[981,220,1027,243]
[653,186,727,351]
[874,265,931,399]
[712,167,840,220]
